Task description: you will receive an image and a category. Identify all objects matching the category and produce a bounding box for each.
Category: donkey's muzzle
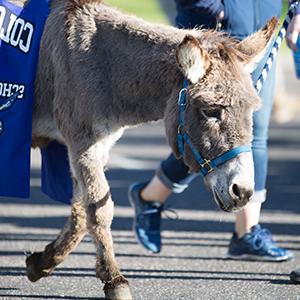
[213,185,253,212]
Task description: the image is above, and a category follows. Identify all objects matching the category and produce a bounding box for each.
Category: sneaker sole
[226,253,291,262]
[132,223,160,254]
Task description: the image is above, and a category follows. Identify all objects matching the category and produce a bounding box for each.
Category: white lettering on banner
[0,6,5,33]
[10,18,25,47]
[0,5,34,54]
[0,82,25,99]
[19,22,34,53]
[0,13,17,44]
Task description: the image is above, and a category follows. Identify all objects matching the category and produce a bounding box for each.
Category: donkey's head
[165,18,278,212]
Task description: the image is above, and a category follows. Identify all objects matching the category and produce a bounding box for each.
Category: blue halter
[177,79,252,176]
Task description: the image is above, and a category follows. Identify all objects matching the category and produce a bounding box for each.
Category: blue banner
[41,141,73,204]
[0,0,50,198]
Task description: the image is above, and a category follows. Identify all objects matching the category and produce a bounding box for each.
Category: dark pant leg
[156,153,199,193]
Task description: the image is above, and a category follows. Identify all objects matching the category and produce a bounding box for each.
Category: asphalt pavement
[0,53,300,300]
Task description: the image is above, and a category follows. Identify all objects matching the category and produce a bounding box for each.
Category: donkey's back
[33,0,184,148]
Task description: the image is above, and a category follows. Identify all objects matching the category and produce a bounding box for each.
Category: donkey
[8,0,277,299]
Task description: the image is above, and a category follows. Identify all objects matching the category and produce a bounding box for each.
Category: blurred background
[106,0,300,121]
[0,1,299,299]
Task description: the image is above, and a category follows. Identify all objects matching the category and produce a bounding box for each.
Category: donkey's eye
[201,108,222,121]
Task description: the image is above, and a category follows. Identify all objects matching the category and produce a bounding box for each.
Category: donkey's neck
[72,4,189,126]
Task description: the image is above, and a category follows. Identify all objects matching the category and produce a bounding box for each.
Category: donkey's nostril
[245,189,253,200]
[230,184,253,200]
[232,184,241,198]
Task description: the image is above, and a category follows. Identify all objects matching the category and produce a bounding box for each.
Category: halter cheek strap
[176,80,252,177]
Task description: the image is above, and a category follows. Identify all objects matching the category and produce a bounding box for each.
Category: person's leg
[233,66,274,237]
[228,61,293,261]
[129,153,197,253]
[234,202,262,238]
[141,153,196,203]
[234,46,277,238]
[141,176,171,204]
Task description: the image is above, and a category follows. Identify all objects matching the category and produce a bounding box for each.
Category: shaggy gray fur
[9,1,277,299]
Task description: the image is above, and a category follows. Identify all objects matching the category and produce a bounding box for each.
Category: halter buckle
[178,88,187,106]
[200,159,214,173]
[177,125,183,134]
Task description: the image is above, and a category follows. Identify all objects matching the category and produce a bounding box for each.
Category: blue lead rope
[255,1,299,93]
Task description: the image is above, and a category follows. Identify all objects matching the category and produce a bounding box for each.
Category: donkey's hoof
[103,277,132,300]
[104,284,132,300]
[25,252,52,282]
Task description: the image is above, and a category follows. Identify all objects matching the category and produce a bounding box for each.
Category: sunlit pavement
[0,112,299,300]
[0,52,300,300]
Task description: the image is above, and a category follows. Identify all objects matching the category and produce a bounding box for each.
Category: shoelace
[141,205,178,219]
[252,228,275,250]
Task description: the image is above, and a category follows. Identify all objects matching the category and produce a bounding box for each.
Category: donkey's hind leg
[70,143,132,300]
[26,198,87,282]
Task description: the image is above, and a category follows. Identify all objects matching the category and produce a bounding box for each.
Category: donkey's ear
[235,17,279,73]
[176,35,210,84]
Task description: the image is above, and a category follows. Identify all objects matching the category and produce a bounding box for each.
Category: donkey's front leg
[26,198,87,282]
[71,144,132,300]
[88,190,132,300]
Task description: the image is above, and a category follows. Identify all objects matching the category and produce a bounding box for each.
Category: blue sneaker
[227,224,293,261]
[128,182,163,254]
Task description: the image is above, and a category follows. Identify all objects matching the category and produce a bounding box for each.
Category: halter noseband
[177,79,251,176]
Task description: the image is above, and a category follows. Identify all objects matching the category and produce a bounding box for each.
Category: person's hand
[287,14,300,52]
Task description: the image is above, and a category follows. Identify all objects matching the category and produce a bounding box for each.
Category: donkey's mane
[64,0,186,52]
[68,0,103,9]
[197,30,248,78]
[64,0,247,72]
[66,0,103,19]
